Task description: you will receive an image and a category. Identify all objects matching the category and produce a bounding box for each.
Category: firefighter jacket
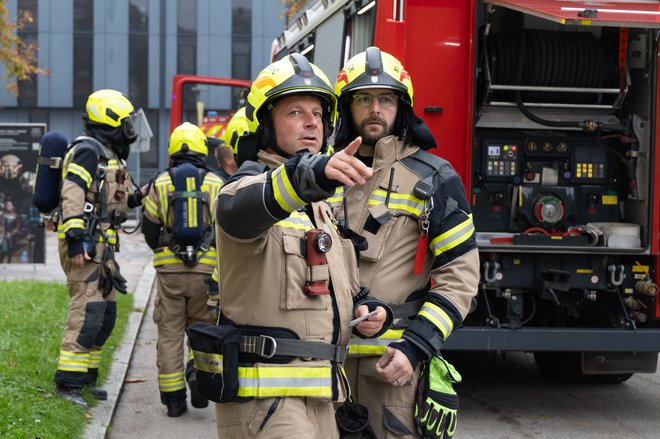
[58,137,138,254]
[215,150,360,402]
[328,135,480,363]
[142,166,223,273]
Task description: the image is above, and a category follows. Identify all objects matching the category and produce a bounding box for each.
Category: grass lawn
[0,280,133,438]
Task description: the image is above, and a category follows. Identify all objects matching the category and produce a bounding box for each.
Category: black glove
[99,257,128,297]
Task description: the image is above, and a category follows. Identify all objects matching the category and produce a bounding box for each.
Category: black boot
[56,385,88,409]
[186,360,208,409]
[162,389,188,417]
[84,368,108,400]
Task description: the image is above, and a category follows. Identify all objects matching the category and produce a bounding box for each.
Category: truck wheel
[534,352,634,383]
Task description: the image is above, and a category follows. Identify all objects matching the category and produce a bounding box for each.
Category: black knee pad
[77,301,107,349]
[94,301,117,347]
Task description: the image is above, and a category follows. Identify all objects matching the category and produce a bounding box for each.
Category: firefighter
[331,47,480,438]
[210,53,389,438]
[141,122,224,417]
[55,89,144,408]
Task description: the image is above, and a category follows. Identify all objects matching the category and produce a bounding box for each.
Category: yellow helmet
[223,107,250,154]
[245,53,337,132]
[85,89,135,128]
[335,47,414,105]
[168,122,208,158]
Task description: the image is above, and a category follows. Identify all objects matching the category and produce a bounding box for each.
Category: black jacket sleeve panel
[65,147,100,191]
[141,216,161,249]
[428,172,477,270]
[217,154,336,240]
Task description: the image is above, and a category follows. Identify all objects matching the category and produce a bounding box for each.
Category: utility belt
[186,322,348,403]
[348,298,425,357]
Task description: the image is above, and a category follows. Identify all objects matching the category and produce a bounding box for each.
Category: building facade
[0,0,285,183]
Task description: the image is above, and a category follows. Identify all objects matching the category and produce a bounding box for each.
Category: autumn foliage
[0,3,48,95]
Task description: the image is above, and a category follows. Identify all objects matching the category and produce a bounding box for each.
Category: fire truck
[273,0,660,381]
[169,74,251,167]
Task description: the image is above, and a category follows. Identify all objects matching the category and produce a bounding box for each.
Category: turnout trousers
[215,397,340,439]
[153,270,210,395]
[345,356,421,438]
[55,241,116,388]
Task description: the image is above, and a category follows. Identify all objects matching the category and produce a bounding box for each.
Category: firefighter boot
[84,368,108,400]
[186,359,209,409]
[57,385,88,409]
[161,389,188,417]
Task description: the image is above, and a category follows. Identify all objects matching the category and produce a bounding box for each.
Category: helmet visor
[122,113,139,141]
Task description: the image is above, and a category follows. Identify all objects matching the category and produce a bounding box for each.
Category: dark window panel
[177,0,197,36]
[129,0,149,108]
[129,0,149,33]
[74,0,94,32]
[73,36,94,107]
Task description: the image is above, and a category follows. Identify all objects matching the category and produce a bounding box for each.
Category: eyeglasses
[351,93,399,108]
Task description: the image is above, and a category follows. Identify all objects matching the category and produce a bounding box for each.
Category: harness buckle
[258,335,277,359]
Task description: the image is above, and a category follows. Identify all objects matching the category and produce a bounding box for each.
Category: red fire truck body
[273,0,660,380]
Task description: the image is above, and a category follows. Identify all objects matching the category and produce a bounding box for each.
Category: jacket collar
[358,135,419,171]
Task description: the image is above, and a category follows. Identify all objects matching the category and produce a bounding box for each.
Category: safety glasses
[351,93,399,108]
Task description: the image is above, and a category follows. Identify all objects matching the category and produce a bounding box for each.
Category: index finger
[342,136,362,157]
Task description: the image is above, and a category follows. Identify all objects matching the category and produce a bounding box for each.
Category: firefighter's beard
[357,116,391,146]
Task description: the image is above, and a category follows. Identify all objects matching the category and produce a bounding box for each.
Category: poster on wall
[0,123,47,264]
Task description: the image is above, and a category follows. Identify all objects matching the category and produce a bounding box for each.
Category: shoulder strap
[401,150,446,200]
[71,136,111,162]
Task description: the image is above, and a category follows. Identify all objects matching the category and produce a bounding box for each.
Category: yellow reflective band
[143,196,159,218]
[237,366,333,398]
[326,187,344,203]
[57,350,90,372]
[158,372,186,392]
[275,211,314,231]
[67,163,93,188]
[107,159,119,170]
[105,229,117,245]
[88,349,102,369]
[155,175,172,224]
[186,176,198,228]
[192,351,334,398]
[348,329,404,356]
[418,302,453,339]
[369,190,424,216]
[193,351,223,373]
[153,248,217,267]
[272,165,305,212]
[212,270,219,283]
[61,218,85,233]
[430,214,475,256]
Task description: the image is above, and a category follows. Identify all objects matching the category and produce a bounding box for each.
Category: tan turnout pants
[215,397,340,439]
[153,270,210,393]
[345,356,421,438]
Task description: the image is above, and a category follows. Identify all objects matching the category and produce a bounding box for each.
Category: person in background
[55,89,145,409]
[141,122,223,417]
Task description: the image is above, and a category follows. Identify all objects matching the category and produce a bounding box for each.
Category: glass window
[345,6,375,62]
[232,0,251,108]
[17,0,38,107]
[177,0,197,36]
[73,0,94,107]
[129,0,149,108]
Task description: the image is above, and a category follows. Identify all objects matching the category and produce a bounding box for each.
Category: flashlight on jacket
[304,229,332,296]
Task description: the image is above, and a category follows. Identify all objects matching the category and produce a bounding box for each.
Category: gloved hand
[206,276,220,323]
[414,356,461,439]
[99,258,128,297]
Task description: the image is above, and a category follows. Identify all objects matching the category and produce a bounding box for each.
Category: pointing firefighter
[331,47,480,438]
[55,89,145,408]
[141,122,224,417]
[187,54,390,438]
